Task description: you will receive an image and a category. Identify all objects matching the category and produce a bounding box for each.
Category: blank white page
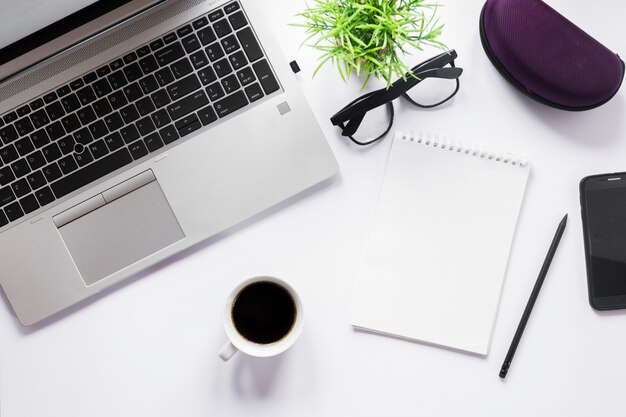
[351,130,530,355]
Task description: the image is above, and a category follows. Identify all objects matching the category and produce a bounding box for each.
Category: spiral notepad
[351,130,530,355]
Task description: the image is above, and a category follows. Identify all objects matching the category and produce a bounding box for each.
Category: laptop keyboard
[0,1,280,229]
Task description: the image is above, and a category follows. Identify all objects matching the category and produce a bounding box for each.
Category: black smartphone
[580,173,626,310]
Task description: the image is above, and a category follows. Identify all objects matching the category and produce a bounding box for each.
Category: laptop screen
[0,0,134,66]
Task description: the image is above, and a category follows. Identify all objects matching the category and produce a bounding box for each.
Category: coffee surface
[232,281,296,344]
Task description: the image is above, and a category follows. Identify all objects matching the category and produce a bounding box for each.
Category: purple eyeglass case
[480,0,625,111]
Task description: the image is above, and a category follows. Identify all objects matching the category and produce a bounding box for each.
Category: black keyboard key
[229,50,247,70]
[129,140,149,160]
[110,59,124,71]
[214,58,232,77]
[151,89,172,108]
[214,90,248,118]
[155,42,185,67]
[77,106,97,126]
[124,62,143,82]
[193,16,209,29]
[221,34,240,54]
[104,112,124,132]
[123,82,144,102]
[237,27,263,63]
[57,85,73,99]
[155,67,175,87]
[12,179,30,198]
[15,137,34,156]
[61,94,81,113]
[83,71,98,84]
[43,92,58,104]
[167,74,201,100]
[58,155,78,174]
[123,52,137,64]
[199,67,217,85]
[42,143,62,162]
[45,101,65,121]
[27,171,46,190]
[137,45,151,57]
[221,74,240,94]
[177,24,193,38]
[93,78,112,98]
[89,139,109,159]
[198,27,217,46]
[150,39,165,51]
[74,148,94,167]
[228,11,247,30]
[61,113,81,133]
[206,82,225,101]
[58,136,76,155]
[29,110,49,130]
[120,104,140,124]
[140,55,160,74]
[1,144,18,164]
[77,86,97,105]
[73,127,93,145]
[30,99,44,111]
[244,82,264,103]
[108,70,128,90]
[97,65,111,77]
[3,113,16,125]
[4,202,23,221]
[121,125,140,144]
[42,163,62,182]
[136,96,156,116]
[139,75,159,94]
[136,116,156,135]
[46,122,65,141]
[225,2,240,14]
[163,32,177,44]
[237,67,256,86]
[209,10,225,22]
[30,130,50,148]
[35,186,55,206]
[89,120,109,139]
[176,118,202,137]
[190,50,209,69]
[0,125,18,144]
[0,209,7,227]
[104,132,124,151]
[0,186,16,206]
[167,90,209,120]
[159,125,179,144]
[253,59,280,94]
[198,105,218,126]
[144,132,164,152]
[11,158,31,178]
[182,34,201,54]
[17,105,31,117]
[151,109,171,129]
[213,19,232,37]
[171,58,194,79]
[205,42,225,61]
[20,194,39,214]
[0,166,15,186]
[108,90,128,110]
[93,98,113,118]
[70,79,85,90]
[15,118,35,136]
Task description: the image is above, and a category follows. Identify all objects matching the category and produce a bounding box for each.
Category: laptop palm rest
[56,174,185,286]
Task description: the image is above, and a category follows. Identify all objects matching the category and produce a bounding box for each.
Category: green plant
[295,0,446,89]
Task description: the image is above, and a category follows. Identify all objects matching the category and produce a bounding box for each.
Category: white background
[2,0,626,416]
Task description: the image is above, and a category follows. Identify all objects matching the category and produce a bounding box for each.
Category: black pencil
[499,213,568,379]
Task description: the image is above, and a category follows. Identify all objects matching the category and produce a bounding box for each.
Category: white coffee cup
[219,276,304,361]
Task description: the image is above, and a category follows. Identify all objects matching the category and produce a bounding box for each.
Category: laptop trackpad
[59,181,185,286]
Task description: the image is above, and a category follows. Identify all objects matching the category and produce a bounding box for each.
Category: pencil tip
[562,213,568,224]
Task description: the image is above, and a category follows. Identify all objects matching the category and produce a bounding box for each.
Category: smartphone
[580,173,626,310]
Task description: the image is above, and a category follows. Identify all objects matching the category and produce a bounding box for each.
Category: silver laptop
[0,0,338,326]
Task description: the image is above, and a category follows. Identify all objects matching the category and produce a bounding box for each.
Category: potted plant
[295,0,446,89]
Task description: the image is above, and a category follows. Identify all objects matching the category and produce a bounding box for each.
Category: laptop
[0,0,338,326]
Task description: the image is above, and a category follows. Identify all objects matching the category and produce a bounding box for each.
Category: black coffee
[232,281,296,344]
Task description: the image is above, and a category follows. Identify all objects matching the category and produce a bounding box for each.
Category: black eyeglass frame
[330,50,463,146]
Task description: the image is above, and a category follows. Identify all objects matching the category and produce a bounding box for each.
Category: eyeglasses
[330,50,463,146]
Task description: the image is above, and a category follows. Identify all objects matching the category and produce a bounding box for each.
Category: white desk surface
[2,0,626,416]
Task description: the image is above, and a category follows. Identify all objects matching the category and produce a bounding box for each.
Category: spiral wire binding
[400,130,530,167]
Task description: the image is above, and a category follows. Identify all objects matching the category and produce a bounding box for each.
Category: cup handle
[219,341,238,361]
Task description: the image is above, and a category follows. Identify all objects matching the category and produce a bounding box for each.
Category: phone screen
[582,176,626,306]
